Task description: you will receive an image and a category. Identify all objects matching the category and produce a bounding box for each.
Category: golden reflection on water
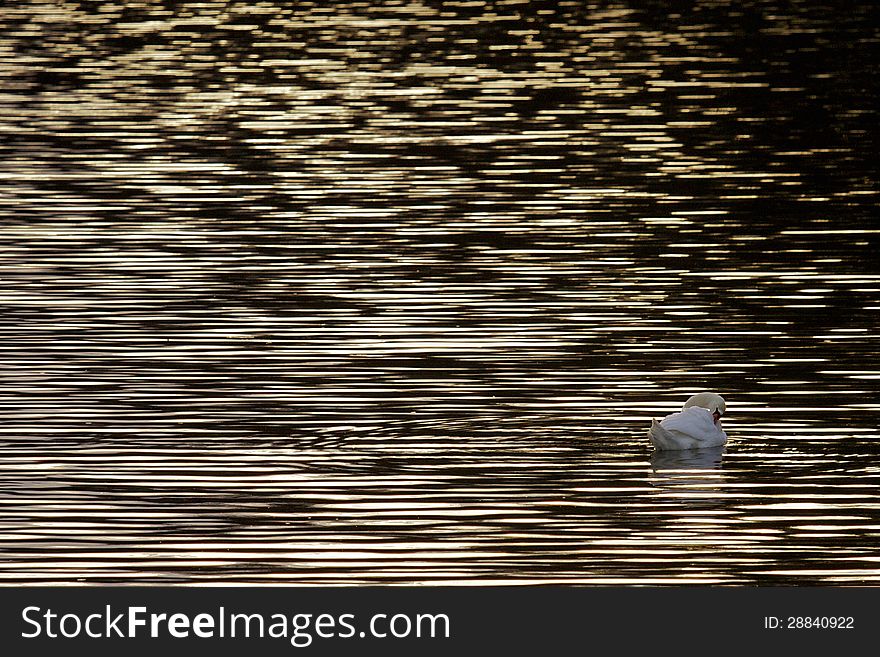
[0,0,878,584]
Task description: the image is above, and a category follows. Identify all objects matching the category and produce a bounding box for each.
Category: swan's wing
[660,407,716,435]
[650,411,726,450]
[649,419,701,450]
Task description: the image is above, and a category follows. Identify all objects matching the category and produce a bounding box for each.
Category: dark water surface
[0,1,878,584]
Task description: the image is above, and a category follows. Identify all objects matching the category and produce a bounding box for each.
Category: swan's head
[683,392,726,424]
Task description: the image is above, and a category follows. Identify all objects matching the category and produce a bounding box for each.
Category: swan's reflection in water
[648,446,726,492]
[650,446,726,470]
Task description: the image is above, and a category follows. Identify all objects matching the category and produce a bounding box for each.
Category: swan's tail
[647,419,662,448]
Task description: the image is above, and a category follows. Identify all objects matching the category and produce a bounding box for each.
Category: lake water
[0,0,878,585]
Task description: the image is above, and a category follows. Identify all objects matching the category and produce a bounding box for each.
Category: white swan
[648,392,728,451]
